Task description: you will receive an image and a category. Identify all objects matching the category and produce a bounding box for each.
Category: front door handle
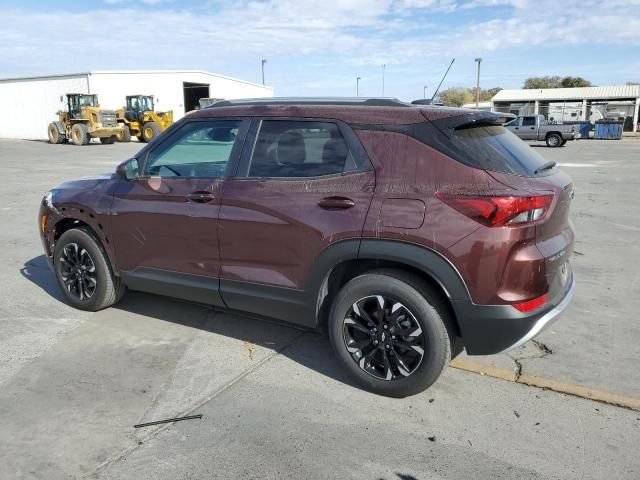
[318,196,355,210]
[187,191,215,203]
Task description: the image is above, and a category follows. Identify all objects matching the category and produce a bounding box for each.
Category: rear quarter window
[449,126,549,176]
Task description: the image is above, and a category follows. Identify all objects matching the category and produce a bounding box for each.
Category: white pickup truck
[505,115,580,147]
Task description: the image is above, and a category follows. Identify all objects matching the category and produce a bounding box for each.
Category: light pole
[382,64,386,97]
[423,85,428,99]
[261,58,267,85]
[474,57,482,109]
[356,76,361,97]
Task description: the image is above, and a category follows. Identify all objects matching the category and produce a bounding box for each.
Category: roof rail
[206,97,411,108]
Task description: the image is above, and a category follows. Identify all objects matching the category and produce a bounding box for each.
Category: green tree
[560,76,592,87]
[438,87,474,107]
[523,76,562,89]
[524,76,592,89]
[480,87,502,101]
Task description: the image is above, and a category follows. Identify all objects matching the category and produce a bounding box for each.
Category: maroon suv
[39,98,575,397]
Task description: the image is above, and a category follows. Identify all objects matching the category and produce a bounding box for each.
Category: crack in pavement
[86,328,309,479]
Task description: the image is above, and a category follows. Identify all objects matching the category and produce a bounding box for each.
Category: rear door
[110,119,248,305]
[217,118,375,326]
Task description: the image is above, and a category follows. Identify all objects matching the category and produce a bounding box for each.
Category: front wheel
[328,269,452,397]
[70,123,89,146]
[116,125,131,142]
[142,121,161,142]
[53,228,124,311]
[546,133,562,147]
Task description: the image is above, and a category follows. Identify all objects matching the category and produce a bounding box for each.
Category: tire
[100,135,117,144]
[561,139,567,146]
[53,228,124,311]
[71,123,89,146]
[116,125,131,142]
[546,133,562,147]
[47,122,65,144]
[327,269,453,397]
[142,121,161,142]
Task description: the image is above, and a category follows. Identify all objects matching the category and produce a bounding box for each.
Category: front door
[110,119,248,305]
[218,119,375,326]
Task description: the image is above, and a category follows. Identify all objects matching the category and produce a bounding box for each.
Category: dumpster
[579,123,590,138]
[594,122,623,140]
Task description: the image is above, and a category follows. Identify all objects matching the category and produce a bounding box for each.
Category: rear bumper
[452,268,575,355]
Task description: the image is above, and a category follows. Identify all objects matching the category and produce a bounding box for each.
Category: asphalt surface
[0,138,638,479]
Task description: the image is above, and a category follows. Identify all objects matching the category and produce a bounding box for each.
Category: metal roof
[493,85,640,102]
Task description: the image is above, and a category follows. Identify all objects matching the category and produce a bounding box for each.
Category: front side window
[144,120,245,178]
[247,120,358,178]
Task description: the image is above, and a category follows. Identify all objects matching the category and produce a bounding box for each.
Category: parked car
[505,114,580,147]
[38,98,576,397]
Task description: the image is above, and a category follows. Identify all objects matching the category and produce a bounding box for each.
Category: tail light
[436,190,554,227]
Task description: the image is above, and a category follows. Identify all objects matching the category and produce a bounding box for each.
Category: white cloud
[0,0,637,94]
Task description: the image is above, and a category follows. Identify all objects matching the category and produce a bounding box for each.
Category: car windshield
[78,95,97,107]
[128,96,153,111]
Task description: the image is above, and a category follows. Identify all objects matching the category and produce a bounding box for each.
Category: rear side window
[247,120,359,178]
[447,125,550,176]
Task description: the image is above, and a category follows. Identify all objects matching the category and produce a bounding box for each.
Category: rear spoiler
[422,111,516,138]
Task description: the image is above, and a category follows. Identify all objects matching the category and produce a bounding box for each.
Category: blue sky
[0,0,638,101]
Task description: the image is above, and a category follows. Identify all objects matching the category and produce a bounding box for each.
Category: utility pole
[423,85,428,99]
[475,57,482,109]
[261,58,267,85]
[382,64,386,96]
[357,76,361,97]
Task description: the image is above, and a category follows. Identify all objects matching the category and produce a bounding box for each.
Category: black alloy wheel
[59,242,97,301]
[343,295,425,380]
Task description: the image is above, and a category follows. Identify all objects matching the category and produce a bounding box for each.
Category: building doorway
[183,82,210,113]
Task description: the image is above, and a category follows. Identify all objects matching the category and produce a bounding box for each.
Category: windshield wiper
[534,161,556,174]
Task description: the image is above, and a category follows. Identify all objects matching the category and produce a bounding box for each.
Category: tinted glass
[450,126,550,176]
[144,120,244,178]
[248,120,357,178]
[522,116,536,126]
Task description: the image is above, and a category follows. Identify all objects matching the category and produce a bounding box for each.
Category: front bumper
[452,267,575,355]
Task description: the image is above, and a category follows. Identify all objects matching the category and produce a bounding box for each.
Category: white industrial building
[0,70,273,140]
[491,85,640,131]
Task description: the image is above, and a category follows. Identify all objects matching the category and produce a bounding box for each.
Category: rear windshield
[449,126,549,176]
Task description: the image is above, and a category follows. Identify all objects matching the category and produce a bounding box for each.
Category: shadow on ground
[20,254,360,391]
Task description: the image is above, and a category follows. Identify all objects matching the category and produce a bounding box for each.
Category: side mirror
[116,158,139,180]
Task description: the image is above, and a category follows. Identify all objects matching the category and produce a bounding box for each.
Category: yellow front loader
[47,94,124,146]
[115,95,173,142]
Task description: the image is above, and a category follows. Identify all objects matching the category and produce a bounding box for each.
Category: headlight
[44,191,54,208]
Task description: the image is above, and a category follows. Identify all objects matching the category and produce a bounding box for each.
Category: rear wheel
[546,133,562,147]
[47,122,65,144]
[116,125,131,142]
[328,269,452,397]
[100,135,117,144]
[70,123,89,146]
[561,139,567,146]
[142,122,161,142]
[53,228,124,311]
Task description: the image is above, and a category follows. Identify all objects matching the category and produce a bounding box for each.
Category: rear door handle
[318,196,355,210]
[187,191,215,203]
